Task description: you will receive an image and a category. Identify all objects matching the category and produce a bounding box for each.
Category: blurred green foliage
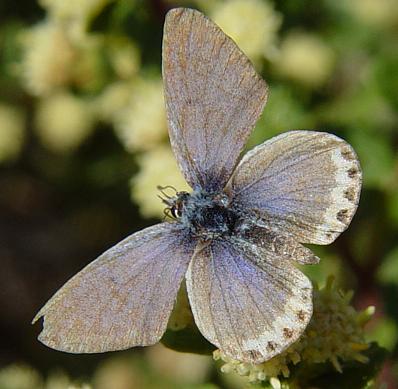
[0,0,397,388]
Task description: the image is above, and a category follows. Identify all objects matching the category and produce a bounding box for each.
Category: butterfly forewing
[33,223,195,353]
[163,8,268,191]
[185,237,312,364]
[226,131,362,245]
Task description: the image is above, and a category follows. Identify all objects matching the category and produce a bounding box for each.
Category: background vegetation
[0,0,397,387]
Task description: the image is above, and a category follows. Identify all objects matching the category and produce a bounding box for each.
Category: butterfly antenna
[162,207,174,221]
[157,185,178,199]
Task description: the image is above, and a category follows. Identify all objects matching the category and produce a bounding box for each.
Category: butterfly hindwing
[241,224,320,265]
[185,236,312,364]
[163,8,268,191]
[33,223,195,353]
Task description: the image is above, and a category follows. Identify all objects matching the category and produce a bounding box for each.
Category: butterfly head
[157,185,189,219]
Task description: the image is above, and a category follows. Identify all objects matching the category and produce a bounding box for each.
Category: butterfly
[32,8,362,364]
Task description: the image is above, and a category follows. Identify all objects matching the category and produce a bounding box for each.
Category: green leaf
[348,129,395,189]
[366,318,398,352]
[161,326,216,356]
[88,0,118,32]
[247,84,314,150]
[387,189,398,228]
[377,246,398,284]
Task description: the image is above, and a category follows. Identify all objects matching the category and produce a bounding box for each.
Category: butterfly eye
[171,205,181,218]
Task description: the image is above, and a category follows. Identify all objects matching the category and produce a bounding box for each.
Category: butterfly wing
[163,8,268,191]
[226,131,362,245]
[186,237,312,364]
[33,223,195,353]
[242,224,320,265]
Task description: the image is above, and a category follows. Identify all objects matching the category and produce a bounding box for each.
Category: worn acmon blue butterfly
[33,8,362,364]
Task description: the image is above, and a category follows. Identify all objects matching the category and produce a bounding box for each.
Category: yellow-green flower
[167,282,195,331]
[273,31,335,88]
[106,37,140,80]
[93,357,144,389]
[342,0,398,29]
[0,364,91,389]
[95,81,136,124]
[39,0,113,38]
[210,0,281,64]
[71,36,108,94]
[35,92,95,153]
[0,364,42,389]
[0,104,25,163]
[130,145,190,219]
[20,21,76,96]
[146,344,211,385]
[115,76,168,152]
[40,0,111,21]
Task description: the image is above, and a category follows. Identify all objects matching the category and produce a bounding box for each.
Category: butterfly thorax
[174,190,241,238]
